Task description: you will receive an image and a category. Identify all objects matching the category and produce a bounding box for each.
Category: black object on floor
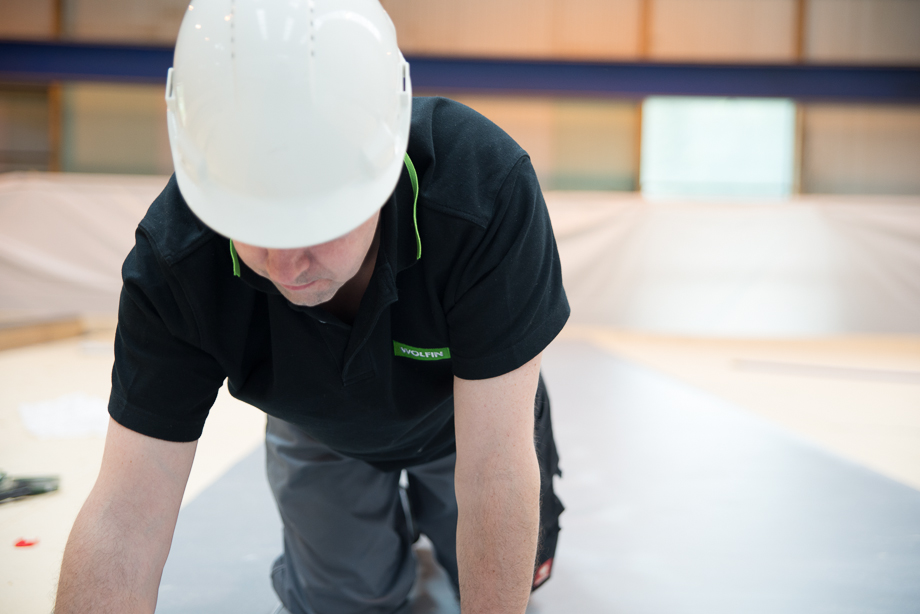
[0,471,59,504]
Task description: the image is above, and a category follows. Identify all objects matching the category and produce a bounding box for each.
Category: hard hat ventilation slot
[165,67,175,103]
[229,0,236,60]
[309,0,315,57]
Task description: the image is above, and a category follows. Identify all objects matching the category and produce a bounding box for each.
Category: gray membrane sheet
[157,340,920,614]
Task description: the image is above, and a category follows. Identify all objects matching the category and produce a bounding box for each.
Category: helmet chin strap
[228,153,420,279]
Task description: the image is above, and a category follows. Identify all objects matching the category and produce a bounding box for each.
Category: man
[55,1,568,612]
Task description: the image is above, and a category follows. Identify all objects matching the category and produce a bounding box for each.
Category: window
[641,97,796,199]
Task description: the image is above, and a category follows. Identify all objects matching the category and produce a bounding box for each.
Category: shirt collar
[389,166,423,274]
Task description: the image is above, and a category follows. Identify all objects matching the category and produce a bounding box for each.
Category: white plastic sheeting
[1,171,919,335]
[0,172,164,314]
[548,192,920,335]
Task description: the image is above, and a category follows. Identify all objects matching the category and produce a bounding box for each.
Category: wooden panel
[802,105,920,195]
[549,0,643,60]
[382,0,643,60]
[381,0,554,58]
[66,0,188,45]
[806,0,920,65]
[649,0,798,62]
[433,95,638,190]
[0,86,51,173]
[62,83,173,175]
[0,316,84,351]
[552,100,639,190]
[0,0,56,40]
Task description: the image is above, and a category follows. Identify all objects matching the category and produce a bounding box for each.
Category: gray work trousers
[266,418,460,614]
[265,377,562,614]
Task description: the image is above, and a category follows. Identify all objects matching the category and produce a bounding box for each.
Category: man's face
[233,210,381,307]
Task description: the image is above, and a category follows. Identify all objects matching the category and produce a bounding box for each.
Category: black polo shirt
[109,97,569,471]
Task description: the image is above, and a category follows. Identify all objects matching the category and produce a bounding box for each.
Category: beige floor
[562,326,920,491]
[0,324,265,614]
[2,325,918,613]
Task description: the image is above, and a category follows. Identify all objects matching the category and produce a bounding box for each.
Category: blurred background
[0,1,919,613]
[1,0,919,333]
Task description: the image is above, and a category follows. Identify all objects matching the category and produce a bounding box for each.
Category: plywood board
[649,0,798,62]
[802,104,920,195]
[0,316,84,351]
[806,0,920,65]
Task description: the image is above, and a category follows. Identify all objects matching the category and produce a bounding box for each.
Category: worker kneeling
[55,1,567,612]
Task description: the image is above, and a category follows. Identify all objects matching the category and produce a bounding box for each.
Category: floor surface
[152,339,920,614]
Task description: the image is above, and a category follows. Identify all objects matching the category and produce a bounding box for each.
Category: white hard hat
[165,0,412,248]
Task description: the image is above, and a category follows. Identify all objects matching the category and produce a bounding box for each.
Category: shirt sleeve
[108,229,226,442]
[446,156,570,380]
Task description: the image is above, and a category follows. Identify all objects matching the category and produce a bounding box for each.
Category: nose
[264,248,311,286]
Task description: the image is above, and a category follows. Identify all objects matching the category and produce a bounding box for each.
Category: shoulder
[137,175,218,266]
[409,97,531,228]
[411,97,523,159]
[121,176,231,341]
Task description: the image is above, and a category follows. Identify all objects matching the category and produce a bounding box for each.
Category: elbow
[455,440,540,512]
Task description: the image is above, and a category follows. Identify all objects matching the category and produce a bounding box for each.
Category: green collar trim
[229,154,420,278]
[229,238,241,277]
[403,152,421,260]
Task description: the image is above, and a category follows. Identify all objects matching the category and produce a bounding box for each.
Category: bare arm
[55,417,197,614]
[454,354,542,614]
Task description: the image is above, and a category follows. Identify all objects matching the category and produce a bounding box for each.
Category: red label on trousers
[533,558,553,588]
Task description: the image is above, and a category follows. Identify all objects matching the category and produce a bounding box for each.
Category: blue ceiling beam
[410,56,920,103]
[1,40,919,103]
[0,40,173,83]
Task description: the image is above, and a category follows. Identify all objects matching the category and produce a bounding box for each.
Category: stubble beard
[273,279,340,307]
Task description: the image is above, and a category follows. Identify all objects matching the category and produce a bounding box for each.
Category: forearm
[55,488,176,614]
[55,419,195,614]
[456,447,541,614]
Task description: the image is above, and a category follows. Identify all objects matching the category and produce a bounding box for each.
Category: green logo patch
[393,341,451,361]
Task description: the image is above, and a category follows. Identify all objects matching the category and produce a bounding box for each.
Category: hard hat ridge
[166,0,412,248]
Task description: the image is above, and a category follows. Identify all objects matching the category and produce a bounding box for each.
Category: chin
[278,282,338,307]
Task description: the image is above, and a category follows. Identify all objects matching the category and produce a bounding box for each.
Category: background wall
[806,0,920,65]
[382,0,920,64]
[445,96,641,191]
[380,0,644,60]
[646,0,798,62]
[4,0,920,64]
[0,85,51,172]
[801,105,920,195]
[60,83,172,175]
[1,0,919,194]
[0,0,58,40]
